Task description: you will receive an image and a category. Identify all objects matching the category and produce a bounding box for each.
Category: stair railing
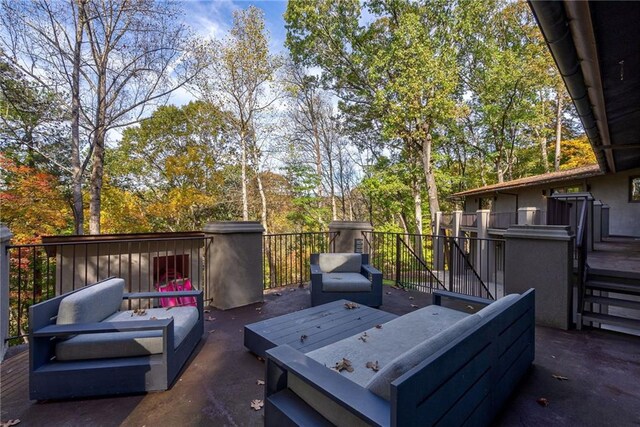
[575,197,589,329]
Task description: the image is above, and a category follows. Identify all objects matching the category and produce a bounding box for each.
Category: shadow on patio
[2,285,639,426]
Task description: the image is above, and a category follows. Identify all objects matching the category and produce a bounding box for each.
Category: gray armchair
[310,253,383,307]
[29,277,204,400]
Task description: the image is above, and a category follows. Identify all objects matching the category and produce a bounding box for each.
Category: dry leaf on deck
[250,399,264,411]
[256,356,265,362]
[366,361,380,372]
[344,302,360,309]
[409,296,414,300]
[410,304,419,308]
[333,358,354,373]
[204,309,211,313]
[256,379,265,386]
[206,316,216,322]
[552,374,569,381]
[1,420,20,427]
[386,291,392,295]
[274,292,282,296]
[536,397,549,407]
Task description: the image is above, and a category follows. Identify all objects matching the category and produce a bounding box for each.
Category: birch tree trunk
[554,94,563,171]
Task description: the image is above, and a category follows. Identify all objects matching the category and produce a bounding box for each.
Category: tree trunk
[89,63,107,235]
[71,0,86,235]
[419,131,440,226]
[412,182,424,262]
[554,94,563,171]
[539,136,549,173]
[256,170,268,234]
[328,152,337,221]
[241,130,249,221]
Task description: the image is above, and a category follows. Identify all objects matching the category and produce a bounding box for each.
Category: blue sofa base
[265,289,535,427]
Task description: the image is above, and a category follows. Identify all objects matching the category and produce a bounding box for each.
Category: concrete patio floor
[2,285,639,426]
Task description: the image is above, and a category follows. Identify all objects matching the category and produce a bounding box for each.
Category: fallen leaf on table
[256,379,265,386]
[344,302,360,309]
[333,358,354,373]
[250,399,264,411]
[536,397,549,407]
[300,334,308,342]
[552,374,569,381]
[375,324,383,329]
[206,316,216,322]
[132,308,147,316]
[358,332,368,343]
[150,316,157,320]
[410,304,419,308]
[366,361,380,372]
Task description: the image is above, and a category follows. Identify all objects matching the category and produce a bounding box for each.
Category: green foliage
[106,101,236,232]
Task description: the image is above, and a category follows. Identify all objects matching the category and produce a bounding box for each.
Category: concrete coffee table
[244,299,397,358]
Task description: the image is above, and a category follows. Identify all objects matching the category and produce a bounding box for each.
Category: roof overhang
[528,1,640,173]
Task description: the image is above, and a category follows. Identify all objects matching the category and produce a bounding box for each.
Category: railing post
[327,221,373,253]
[448,237,454,291]
[395,234,401,286]
[0,225,13,362]
[476,210,490,283]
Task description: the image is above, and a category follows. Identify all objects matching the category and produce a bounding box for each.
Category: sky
[183,0,289,52]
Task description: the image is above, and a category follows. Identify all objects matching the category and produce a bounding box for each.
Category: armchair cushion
[318,253,362,273]
[55,306,199,361]
[321,273,371,292]
[56,278,125,325]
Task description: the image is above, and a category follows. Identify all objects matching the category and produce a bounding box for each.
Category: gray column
[476,210,490,282]
[328,221,374,253]
[504,225,574,330]
[433,212,445,270]
[518,207,541,225]
[204,222,265,310]
[593,200,602,243]
[601,204,610,238]
[452,211,462,240]
[0,225,13,362]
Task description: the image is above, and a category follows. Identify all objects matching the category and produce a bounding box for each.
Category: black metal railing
[6,234,211,344]
[363,231,504,299]
[461,213,477,227]
[575,199,589,329]
[262,232,338,288]
[488,212,517,229]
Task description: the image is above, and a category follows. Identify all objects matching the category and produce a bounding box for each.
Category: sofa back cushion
[475,293,520,320]
[57,277,125,325]
[318,253,362,273]
[365,313,481,400]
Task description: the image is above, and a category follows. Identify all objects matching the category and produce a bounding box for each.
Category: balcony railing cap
[504,225,573,241]
[204,221,265,234]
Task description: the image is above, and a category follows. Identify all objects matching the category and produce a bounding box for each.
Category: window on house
[630,176,640,202]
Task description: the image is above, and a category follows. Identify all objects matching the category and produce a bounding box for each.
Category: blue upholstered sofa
[310,253,383,307]
[265,289,535,426]
[29,277,204,400]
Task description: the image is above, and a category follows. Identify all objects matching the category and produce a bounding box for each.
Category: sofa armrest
[266,345,389,427]
[310,264,323,275]
[32,318,174,338]
[361,263,382,277]
[432,290,493,307]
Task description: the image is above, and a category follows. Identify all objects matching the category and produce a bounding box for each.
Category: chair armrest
[310,264,323,275]
[361,263,382,277]
[32,318,174,338]
[124,290,203,300]
[266,345,389,427]
[432,290,493,306]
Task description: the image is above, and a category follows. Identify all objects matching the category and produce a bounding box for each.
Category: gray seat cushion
[365,313,481,400]
[56,278,125,325]
[318,253,362,273]
[55,306,199,361]
[306,305,470,387]
[321,273,371,292]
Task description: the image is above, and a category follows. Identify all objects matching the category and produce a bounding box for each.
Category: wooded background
[0,0,595,243]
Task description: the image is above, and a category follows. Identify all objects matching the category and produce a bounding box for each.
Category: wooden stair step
[585,280,640,296]
[581,312,640,330]
[584,295,640,311]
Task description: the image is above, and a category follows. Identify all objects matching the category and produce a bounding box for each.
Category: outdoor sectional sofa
[29,277,204,400]
[265,288,535,426]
